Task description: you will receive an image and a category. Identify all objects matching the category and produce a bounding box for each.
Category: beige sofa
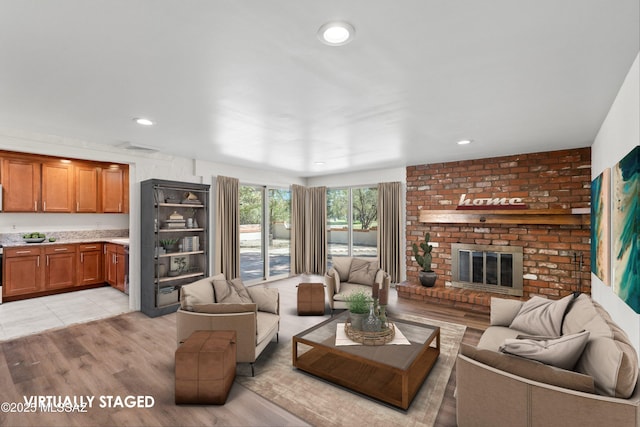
[176,274,280,376]
[456,293,640,426]
[324,256,391,311]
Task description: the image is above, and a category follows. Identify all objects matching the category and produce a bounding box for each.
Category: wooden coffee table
[292,311,440,409]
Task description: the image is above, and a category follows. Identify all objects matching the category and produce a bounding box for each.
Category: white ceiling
[0,1,638,177]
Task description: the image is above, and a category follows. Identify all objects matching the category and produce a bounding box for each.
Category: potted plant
[345,290,371,330]
[412,232,437,287]
[160,238,179,253]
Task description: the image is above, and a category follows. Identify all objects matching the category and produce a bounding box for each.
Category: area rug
[236,314,466,427]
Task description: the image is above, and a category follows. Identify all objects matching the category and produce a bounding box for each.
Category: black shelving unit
[141,179,210,317]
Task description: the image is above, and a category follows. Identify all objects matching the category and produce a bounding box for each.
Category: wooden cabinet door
[41,162,74,212]
[77,243,103,286]
[1,157,40,212]
[75,165,99,213]
[3,248,43,296]
[114,251,126,292]
[105,244,117,286]
[104,243,126,291]
[44,245,76,290]
[101,168,125,213]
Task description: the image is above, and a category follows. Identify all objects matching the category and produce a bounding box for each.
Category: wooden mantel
[419,208,590,225]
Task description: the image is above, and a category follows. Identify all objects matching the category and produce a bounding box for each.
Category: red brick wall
[406,148,591,300]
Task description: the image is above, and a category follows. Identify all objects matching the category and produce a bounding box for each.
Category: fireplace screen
[451,244,523,296]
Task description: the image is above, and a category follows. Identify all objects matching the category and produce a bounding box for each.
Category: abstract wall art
[591,168,610,285]
[613,145,640,313]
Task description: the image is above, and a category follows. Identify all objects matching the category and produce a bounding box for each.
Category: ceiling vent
[118,142,159,153]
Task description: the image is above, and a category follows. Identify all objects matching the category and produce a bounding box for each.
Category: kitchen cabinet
[41,162,74,212]
[75,164,99,213]
[3,246,44,297]
[44,244,76,290]
[77,243,103,286]
[101,167,128,213]
[0,150,128,214]
[1,157,40,212]
[140,179,210,317]
[105,243,126,292]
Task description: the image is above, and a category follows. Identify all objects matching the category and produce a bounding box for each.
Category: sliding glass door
[240,185,290,282]
[327,186,378,267]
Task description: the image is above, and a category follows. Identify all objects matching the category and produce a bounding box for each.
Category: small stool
[297,282,325,315]
[175,330,236,405]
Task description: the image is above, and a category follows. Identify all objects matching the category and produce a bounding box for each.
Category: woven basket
[344,320,395,346]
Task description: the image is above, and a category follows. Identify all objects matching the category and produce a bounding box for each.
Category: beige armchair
[176,274,280,376]
[324,256,391,311]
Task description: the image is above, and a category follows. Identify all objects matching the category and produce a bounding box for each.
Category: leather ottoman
[297,282,325,315]
[175,330,236,404]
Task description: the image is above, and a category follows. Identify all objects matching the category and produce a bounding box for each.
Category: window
[240,185,290,282]
[327,186,378,266]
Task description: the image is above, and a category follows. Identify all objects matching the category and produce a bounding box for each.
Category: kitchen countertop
[0,237,129,248]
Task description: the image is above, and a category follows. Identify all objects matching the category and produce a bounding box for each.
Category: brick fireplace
[397,148,591,313]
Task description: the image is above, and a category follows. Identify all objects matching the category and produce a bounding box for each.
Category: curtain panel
[290,184,306,274]
[290,184,327,275]
[215,175,240,279]
[378,181,402,283]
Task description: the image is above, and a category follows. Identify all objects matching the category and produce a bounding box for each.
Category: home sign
[456,193,528,210]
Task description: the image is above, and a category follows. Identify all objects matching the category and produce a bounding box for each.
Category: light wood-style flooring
[0,275,488,426]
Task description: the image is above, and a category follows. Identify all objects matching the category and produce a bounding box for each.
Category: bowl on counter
[24,238,46,243]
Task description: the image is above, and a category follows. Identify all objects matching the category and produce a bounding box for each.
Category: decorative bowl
[24,238,46,243]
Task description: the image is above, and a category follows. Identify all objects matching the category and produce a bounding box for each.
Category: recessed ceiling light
[318,21,355,46]
[457,139,473,145]
[314,161,325,166]
[134,117,154,126]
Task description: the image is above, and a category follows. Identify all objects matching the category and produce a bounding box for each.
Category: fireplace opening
[451,243,523,296]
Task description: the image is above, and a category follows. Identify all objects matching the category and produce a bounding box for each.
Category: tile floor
[0,286,131,341]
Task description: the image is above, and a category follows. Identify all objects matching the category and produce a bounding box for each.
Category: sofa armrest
[176,308,258,363]
[456,354,640,427]
[325,268,338,296]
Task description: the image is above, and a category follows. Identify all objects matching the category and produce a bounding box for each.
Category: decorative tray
[344,320,395,346]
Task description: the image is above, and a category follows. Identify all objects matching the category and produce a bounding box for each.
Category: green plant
[160,238,178,248]
[412,232,434,272]
[345,290,371,314]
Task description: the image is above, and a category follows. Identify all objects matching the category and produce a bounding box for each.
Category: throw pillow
[490,297,524,326]
[228,278,253,303]
[564,295,639,398]
[247,287,279,314]
[347,258,378,286]
[180,277,215,310]
[213,278,253,304]
[509,294,573,336]
[331,257,352,282]
[499,330,590,370]
[460,343,595,394]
